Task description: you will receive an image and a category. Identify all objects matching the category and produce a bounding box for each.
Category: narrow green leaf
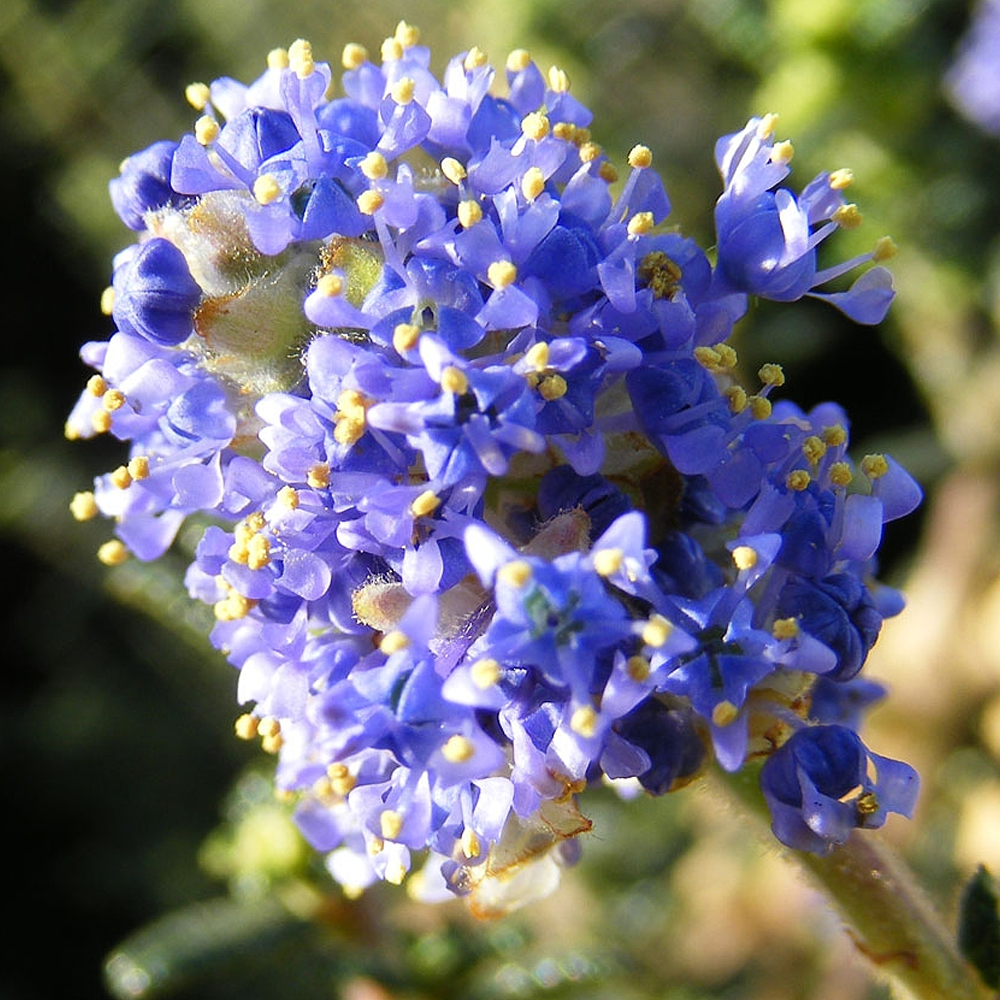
[958,865,1000,989]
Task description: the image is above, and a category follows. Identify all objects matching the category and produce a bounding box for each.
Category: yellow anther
[497,560,533,589]
[381,36,404,62]
[409,489,440,518]
[521,166,546,202]
[573,127,591,144]
[471,657,502,689]
[592,547,624,577]
[547,65,570,92]
[394,20,420,48]
[392,322,421,353]
[829,168,854,190]
[464,46,488,70]
[488,260,517,289]
[85,373,105,397]
[288,38,315,78]
[627,144,653,169]
[856,791,879,816]
[390,77,416,105]
[506,48,532,73]
[802,435,826,464]
[627,655,651,682]
[127,455,150,480]
[357,190,385,215]
[712,700,739,727]
[578,141,602,163]
[641,614,673,648]
[379,629,410,654]
[267,48,290,70]
[552,122,576,142]
[342,42,368,70]
[725,385,749,413]
[715,344,738,368]
[328,764,356,796]
[246,510,266,532]
[440,366,469,396]
[368,836,385,857]
[234,713,260,740]
[524,341,550,372]
[732,545,758,571]
[316,273,344,297]
[100,286,115,316]
[832,204,863,229]
[694,344,736,372]
[830,461,853,487]
[214,589,255,621]
[757,113,780,139]
[91,410,113,434]
[102,389,126,412]
[749,395,772,420]
[384,855,407,885]
[247,533,271,571]
[70,491,99,521]
[195,115,220,146]
[521,112,550,141]
[461,827,482,859]
[627,211,655,237]
[599,162,619,183]
[773,617,800,641]
[360,151,389,180]
[822,424,847,447]
[441,156,467,184]
[258,716,280,740]
[770,139,794,164]
[758,363,785,387]
[873,236,898,262]
[185,82,211,111]
[861,453,889,479]
[252,173,282,205]
[457,199,483,228]
[380,809,404,840]
[110,465,132,490]
[570,705,598,738]
[786,469,811,491]
[539,375,567,401]
[333,417,365,446]
[441,734,476,763]
[277,486,300,509]
[261,731,283,754]
[97,539,129,566]
[337,388,369,417]
[307,462,330,489]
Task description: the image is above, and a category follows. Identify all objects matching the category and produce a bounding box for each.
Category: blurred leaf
[958,865,1000,989]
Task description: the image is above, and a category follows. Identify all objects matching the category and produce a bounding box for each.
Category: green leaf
[958,865,1000,989]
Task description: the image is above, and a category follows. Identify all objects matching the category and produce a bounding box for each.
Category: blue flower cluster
[946,0,1000,136]
[67,26,919,913]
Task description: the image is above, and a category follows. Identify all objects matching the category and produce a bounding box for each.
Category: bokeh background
[3,1,1000,998]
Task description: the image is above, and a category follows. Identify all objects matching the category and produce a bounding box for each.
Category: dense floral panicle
[69,26,918,910]
[946,0,1000,136]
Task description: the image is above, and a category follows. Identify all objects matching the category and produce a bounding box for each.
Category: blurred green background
[3,1,1000,998]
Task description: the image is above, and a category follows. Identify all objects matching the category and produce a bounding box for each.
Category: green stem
[717,766,995,1000]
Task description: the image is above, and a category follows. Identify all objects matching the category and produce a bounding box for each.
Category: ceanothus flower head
[67,22,920,913]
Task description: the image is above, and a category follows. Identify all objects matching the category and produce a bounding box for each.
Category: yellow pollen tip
[770,139,794,164]
[97,539,129,566]
[786,469,811,491]
[91,410,113,434]
[234,713,259,740]
[457,199,483,228]
[578,141,602,163]
[627,655,651,682]
[506,49,532,72]
[316,273,344,297]
[772,617,800,640]
[277,486,300,509]
[70,491,99,521]
[712,700,739,727]
[185,82,211,111]
[357,190,385,215]
[128,455,150,480]
[757,113,780,139]
[390,78,416,105]
[627,211,655,237]
[802,435,827,464]
[380,809,404,840]
[822,424,847,447]
[342,43,368,69]
[856,791,879,816]
[247,534,271,571]
[464,46,488,70]
[829,168,854,190]
[726,385,749,413]
[307,462,330,489]
[749,395,772,420]
[110,466,132,490]
[547,65,570,92]
[379,629,410,654]
[758,363,785,387]
[392,322,421,353]
[394,20,420,48]
[194,115,219,146]
[267,48,289,70]
[732,545,758,571]
[593,547,624,577]
[441,156,467,184]
[258,716,281,740]
[461,828,481,859]
[599,161,619,183]
[288,38,315,78]
[570,705,598,738]
[381,37,404,62]
[539,375,567,401]
[488,260,517,289]
[497,560,533,589]
[524,341,550,372]
[441,734,475,763]
[521,166,546,202]
[832,203,863,229]
[627,144,653,169]
[100,286,115,315]
[471,657,502,689]
[830,461,853,487]
[641,614,673,648]
[102,389,126,412]
[87,374,108,397]
[861,453,889,479]
[360,151,389,180]
[521,112,550,141]
[252,173,282,205]
[440,366,469,396]
[409,490,440,518]
[873,236,898,262]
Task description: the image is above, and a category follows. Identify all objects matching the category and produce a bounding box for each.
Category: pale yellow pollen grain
[757,113,779,139]
[246,511,266,532]
[521,166,546,202]
[102,389,126,412]
[384,856,407,885]
[770,139,794,164]
[128,455,150,480]
[506,48,532,73]
[379,629,410,654]
[261,731,283,754]
[464,46,488,70]
[830,461,853,487]
[288,38,315,78]
[732,545,758,571]
[488,259,517,289]
[185,82,211,111]
[392,322,421,353]
[627,655,651,682]
[772,617,800,640]
[457,199,483,228]
[307,462,330,489]
[333,416,364,446]
[521,111,550,141]
[267,48,290,71]
[802,435,827,465]
[440,365,469,396]
[758,363,785,387]
[97,539,129,566]
[316,273,345,297]
[786,469,811,491]
[409,489,440,518]
[593,547,624,577]
[498,560,533,589]
[712,700,739,727]
[599,161,619,183]
[70,491,99,521]
[277,485,300,509]
[539,375,567,401]
[829,168,854,190]
[471,657,502,689]
[390,77,416,105]
[381,37,404,63]
[832,204,863,229]
[394,20,420,48]
[725,385,749,413]
[91,410,113,434]
[357,190,385,215]
[715,344,738,369]
[441,156,467,184]
[100,286,115,316]
[342,43,368,70]
[253,173,282,205]
[627,212,655,237]
[461,828,481,859]
[328,765,356,796]
[874,236,898,262]
[578,141,601,163]
[234,713,260,740]
[441,734,475,763]
[552,121,576,142]
[822,424,847,447]
[749,395,772,420]
[195,115,219,146]
[110,465,132,490]
[641,614,673,648]
[258,715,281,740]
[548,65,570,92]
[627,144,653,169]
[861,453,889,479]
[247,534,271,571]
[570,705,598,738]
[380,808,404,840]
[524,341,550,372]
